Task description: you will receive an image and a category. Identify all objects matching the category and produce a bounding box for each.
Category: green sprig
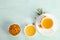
[36,8,45,15]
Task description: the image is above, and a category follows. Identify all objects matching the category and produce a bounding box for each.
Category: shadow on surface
[1,18,13,35]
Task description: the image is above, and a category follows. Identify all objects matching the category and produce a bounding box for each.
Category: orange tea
[41,18,53,29]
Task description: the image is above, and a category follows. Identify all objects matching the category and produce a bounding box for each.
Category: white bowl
[24,24,37,37]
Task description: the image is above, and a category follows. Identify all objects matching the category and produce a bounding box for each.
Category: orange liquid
[25,25,36,36]
[41,18,53,29]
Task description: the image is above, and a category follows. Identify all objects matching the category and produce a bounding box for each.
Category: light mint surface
[0,0,60,40]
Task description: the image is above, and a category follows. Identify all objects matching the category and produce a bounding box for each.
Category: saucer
[36,14,58,36]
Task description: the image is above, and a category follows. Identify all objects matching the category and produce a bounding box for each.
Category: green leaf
[36,8,43,15]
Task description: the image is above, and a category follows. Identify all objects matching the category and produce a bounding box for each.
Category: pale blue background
[0,0,60,40]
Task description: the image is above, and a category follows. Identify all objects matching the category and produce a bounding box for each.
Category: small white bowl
[8,23,21,37]
[24,24,37,37]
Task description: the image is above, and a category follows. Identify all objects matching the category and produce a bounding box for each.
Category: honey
[24,24,36,36]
